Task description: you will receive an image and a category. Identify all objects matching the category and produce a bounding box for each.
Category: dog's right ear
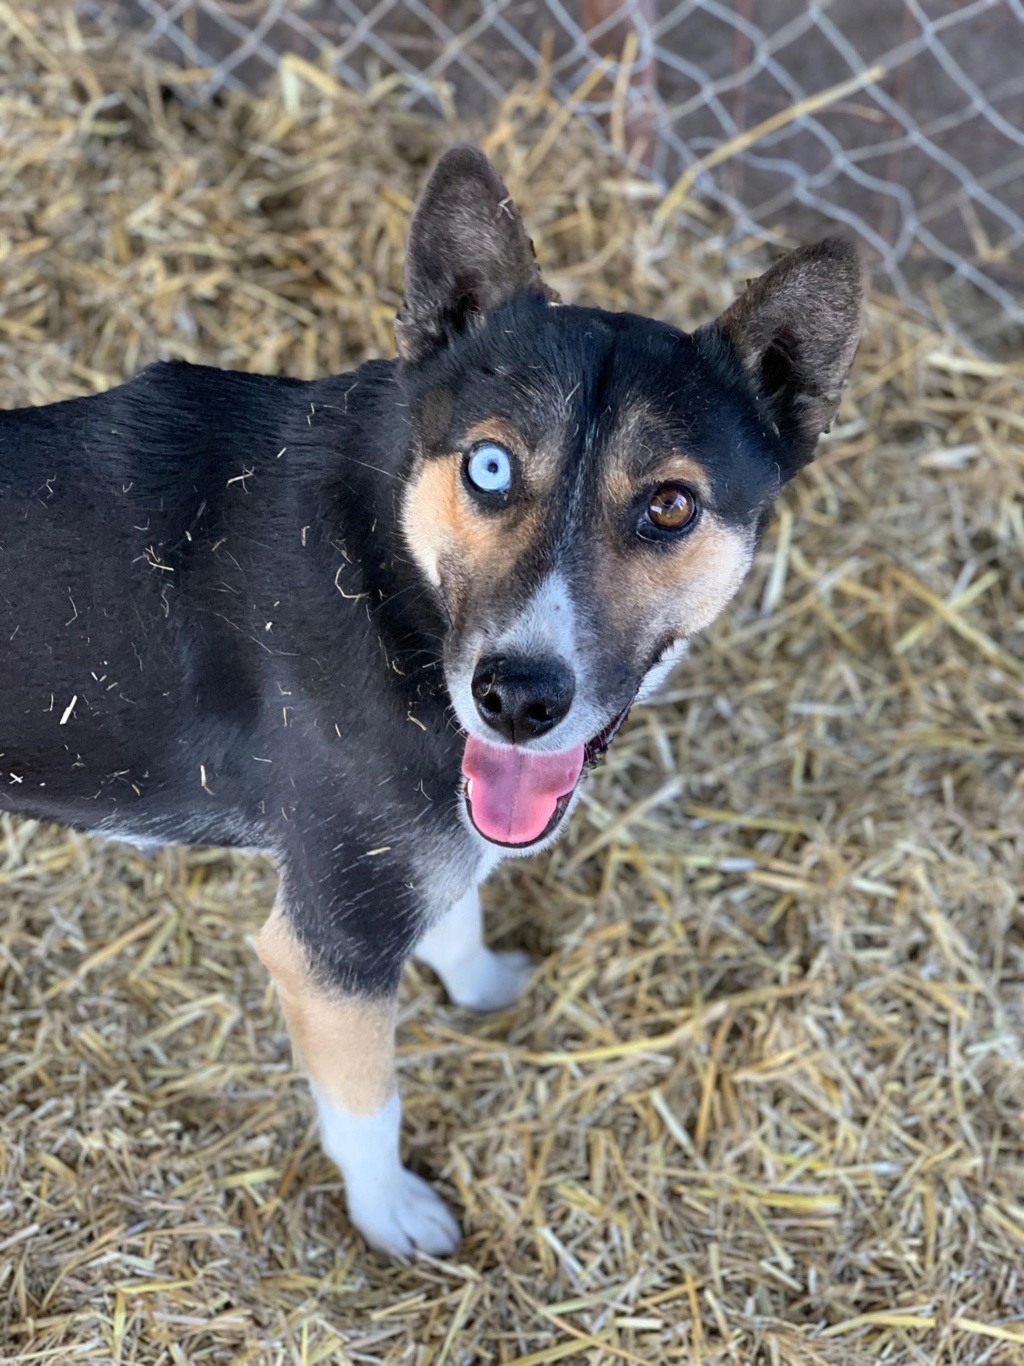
[697,237,865,474]
[396,146,549,364]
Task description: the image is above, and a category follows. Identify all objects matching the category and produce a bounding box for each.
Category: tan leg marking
[255,903,396,1115]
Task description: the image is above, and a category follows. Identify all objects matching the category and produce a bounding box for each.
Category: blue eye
[465,442,512,495]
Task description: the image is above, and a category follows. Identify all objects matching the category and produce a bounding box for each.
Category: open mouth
[462,698,634,849]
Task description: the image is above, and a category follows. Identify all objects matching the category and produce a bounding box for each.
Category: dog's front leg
[415,886,534,1012]
[255,901,460,1257]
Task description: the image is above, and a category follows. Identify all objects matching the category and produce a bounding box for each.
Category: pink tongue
[462,736,585,845]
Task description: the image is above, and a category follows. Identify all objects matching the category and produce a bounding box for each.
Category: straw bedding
[1,7,1023,1363]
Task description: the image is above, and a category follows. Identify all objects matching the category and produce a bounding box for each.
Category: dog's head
[397,146,864,852]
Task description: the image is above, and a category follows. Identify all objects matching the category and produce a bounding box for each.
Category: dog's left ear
[699,237,865,470]
[396,145,548,363]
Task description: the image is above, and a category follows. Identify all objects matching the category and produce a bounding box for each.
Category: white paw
[347,1167,461,1258]
[315,1089,461,1259]
[447,947,535,1012]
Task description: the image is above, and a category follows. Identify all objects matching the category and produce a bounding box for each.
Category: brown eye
[646,484,698,532]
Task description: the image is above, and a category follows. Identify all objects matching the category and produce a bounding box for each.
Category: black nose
[471,653,575,744]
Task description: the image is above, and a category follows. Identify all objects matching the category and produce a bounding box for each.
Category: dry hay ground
[1,7,1023,1365]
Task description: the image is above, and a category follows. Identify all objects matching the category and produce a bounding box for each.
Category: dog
[0,145,863,1256]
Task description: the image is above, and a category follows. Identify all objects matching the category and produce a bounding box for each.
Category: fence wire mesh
[88,0,1024,343]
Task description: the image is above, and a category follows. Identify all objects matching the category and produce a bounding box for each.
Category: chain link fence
[87,0,1024,344]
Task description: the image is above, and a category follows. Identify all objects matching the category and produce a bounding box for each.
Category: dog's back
[0,361,460,865]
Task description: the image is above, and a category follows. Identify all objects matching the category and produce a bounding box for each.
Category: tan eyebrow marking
[649,454,713,500]
[602,453,712,509]
[461,417,524,456]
